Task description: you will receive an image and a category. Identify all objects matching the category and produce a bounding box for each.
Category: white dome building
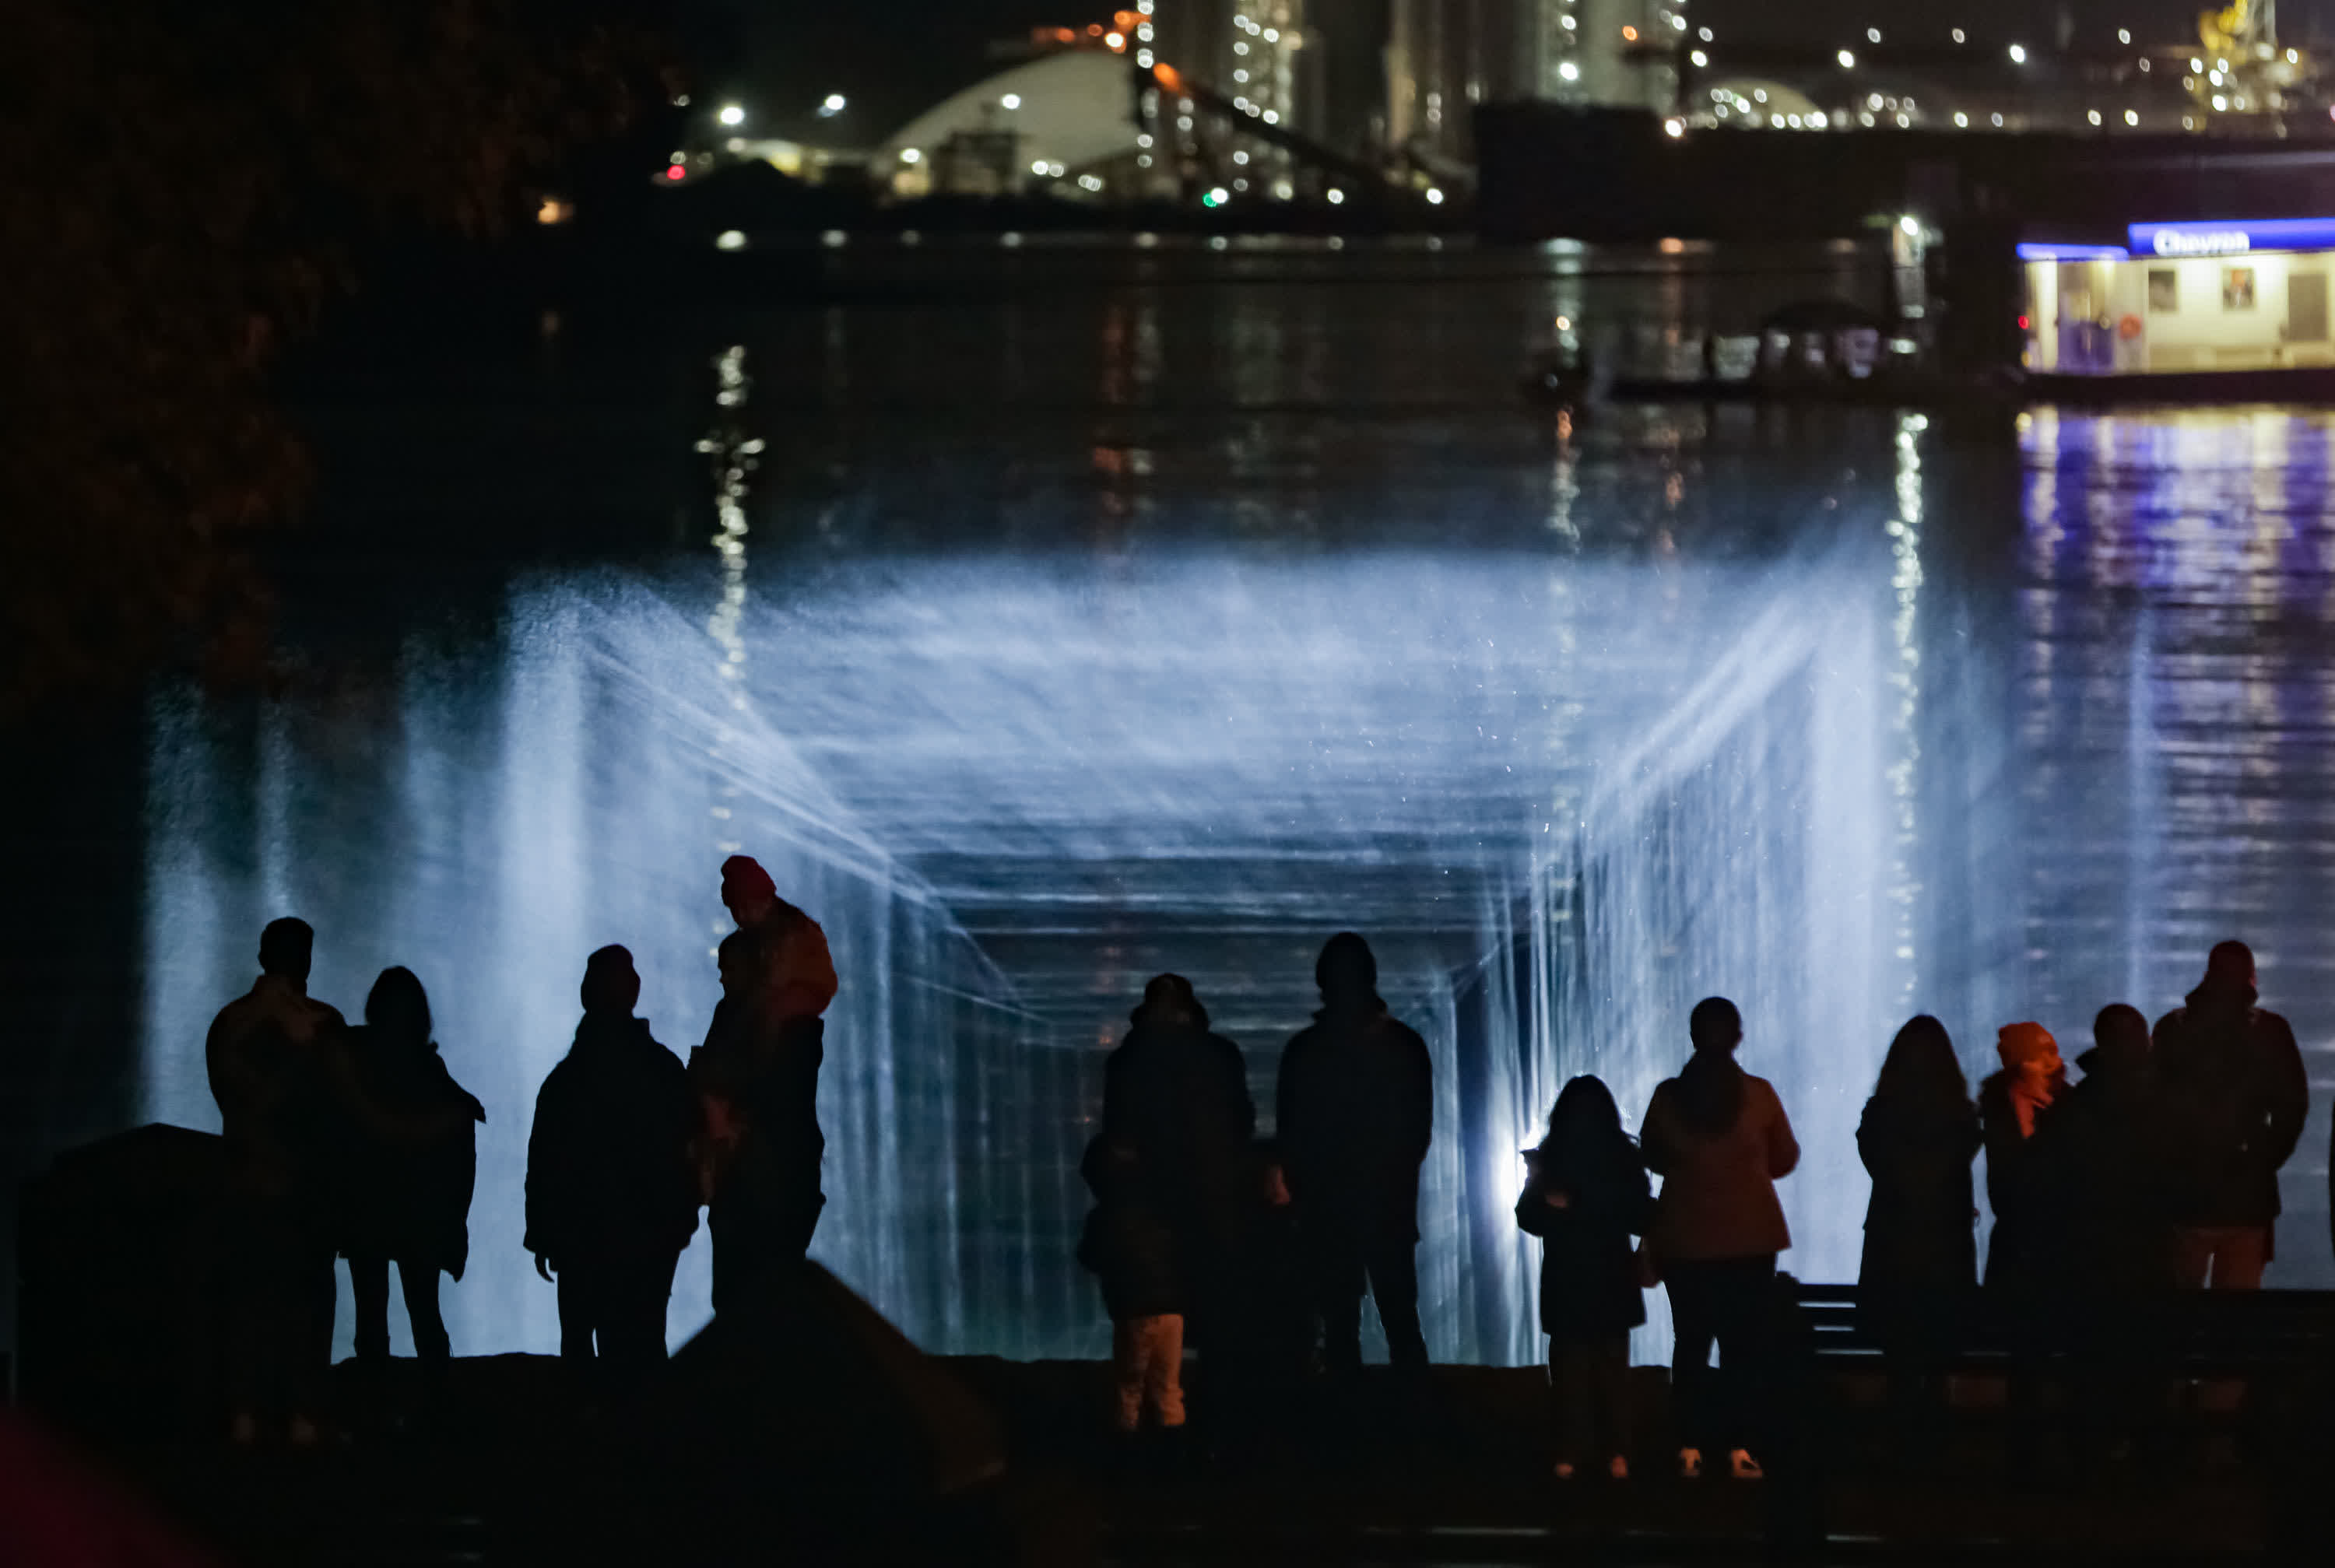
[877,50,1146,197]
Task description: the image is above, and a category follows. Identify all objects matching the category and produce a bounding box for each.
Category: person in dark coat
[2152,942,2308,1290]
[1977,1021,2067,1291]
[1276,932,1434,1373]
[340,966,484,1369]
[1078,1126,1189,1431]
[2058,1005,2170,1293]
[525,945,701,1383]
[205,917,347,1444]
[2057,1004,2172,1462]
[1856,1015,1979,1454]
[1517,1075,1653,1480]
[1098,973,1256,1331]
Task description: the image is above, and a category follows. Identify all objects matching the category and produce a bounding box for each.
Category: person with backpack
[1641,997,1800,1482]
[1516,1075,1654,1480]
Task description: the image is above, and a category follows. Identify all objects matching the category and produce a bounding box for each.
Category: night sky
[703,0,2335,142]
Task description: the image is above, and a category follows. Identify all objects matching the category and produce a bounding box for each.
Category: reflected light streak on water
[121,247,2335,1370]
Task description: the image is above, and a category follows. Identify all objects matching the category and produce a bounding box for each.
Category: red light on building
[666,165,686,181]
[2017,314,2031,329]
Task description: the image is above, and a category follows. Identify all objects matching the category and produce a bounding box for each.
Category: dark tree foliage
[0,0,655,712]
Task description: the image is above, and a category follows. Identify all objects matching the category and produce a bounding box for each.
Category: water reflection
[128,256,2335,1377]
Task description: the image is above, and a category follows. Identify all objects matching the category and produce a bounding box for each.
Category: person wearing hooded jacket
[526,946,701,1378]
[1098,974,1256,1331]
[1276,932,1434,1373]
[691,856,835,1310]
[1977,1021,2068,1291]
[2152,942,2307,1289]
[1517,1075,1653,1480]
[1641,996,1800,1482]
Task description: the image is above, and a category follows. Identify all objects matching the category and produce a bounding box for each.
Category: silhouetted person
[525,945,700,1387]
[2153,942,2307,1289]
[691,857,834,1310]
[1100,974,1256,1333]
[2059,1005,2171,1293]
[1978,1022,2067,1290]
[1276,932,1434,1373]
[205,917,344,1444]
[1517,1075,1653,1481]
[341,967,483,1374]
[2058,1004,2172,1464]
[1078,1128,1188,1433]
[1856,1015,1979,1458]
[1642,996,1800,1482]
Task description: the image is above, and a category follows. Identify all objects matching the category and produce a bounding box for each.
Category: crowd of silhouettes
[204,890,2316,1477]
[204,854,832,1443]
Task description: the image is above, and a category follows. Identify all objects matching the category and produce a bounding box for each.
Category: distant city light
[1954,110,1968,126]
[1559,60,1580,80]
[536,197,572,226]
[1992,111,2004,125]
[2119,28,2132,44]
[2289,47,2302,63]
[2139,58,2151,70]
[718,103,745,126]
[1426,187,1445,204]
[1105,31,1124,47]
[1664,116,1686,137]
[1900,214,1920,235]
[1555,315,1571,331]
[2191,56,2204,70]
[822,93,847,114]
[1621,24,1638,40]
[673,93,691,107]
[715,230,746,250]
[1079,174,1103,191]
[1691,49,1708,65]
[1561,15,1575,28]
[1328,188,1346,204]
[1838,49,1856,68]
[2007,43,2026,63]
[670,150,687,164]
[2126,109,2140,125]
[1233,149,1249,165]
[1951,27,1965,43]
[1262,109,1280,123]
[1698,25,1712,40]
[1263,26,1279,40]
[2087,108,2102,125]
[1002,93,1022,109]
[665,165,686,181]
[1866,27,1881,43]
[2213,93,2228,110]
[1204,186,1228,205]
[900,147,922,163]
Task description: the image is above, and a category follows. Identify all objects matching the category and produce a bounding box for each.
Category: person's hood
[572,1012,652,1058]
[1311,994,1387,1026]
[1996,1022,2056,1073]
[2184,977,2259,1020]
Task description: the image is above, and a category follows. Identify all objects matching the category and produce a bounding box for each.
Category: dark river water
[58,237,2335,1366]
